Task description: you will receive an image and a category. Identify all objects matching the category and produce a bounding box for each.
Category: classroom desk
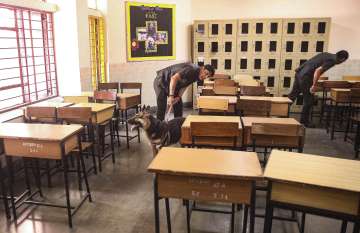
[330,88,351,103]
[71,103,115,168]
[71,103,115,124]
[117,93,141,110]
[200,86,270,96]
[197,95,237,113]
[29,102,74,108]
[263,150,360,233]
[240,96,292,117]
[0,123,91,227]
[180,115,243,147]
[148,147,262,233]
[241,117,303,147]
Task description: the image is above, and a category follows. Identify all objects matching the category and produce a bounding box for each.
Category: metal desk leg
[250,182,256,233]
[61,145,72,228]
[165,198,172,233]
[6,156,17,220]
[154,175,160,233]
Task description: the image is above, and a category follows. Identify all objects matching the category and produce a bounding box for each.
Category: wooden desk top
[71,103,115,113]
[331,88,351,92]
[240,96,292,104]
[0,123,82,142]
[264,150,360,193]
[242,117,300,127]
[30,102,74,108]
[148,147,262,180]
[198,95,237,104]
[80,92,140,99]
[182,115,242,129]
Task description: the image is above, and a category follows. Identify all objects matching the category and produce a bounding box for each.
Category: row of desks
[149,146,360,233]
[180,115,301,147]
[198,95,292,117]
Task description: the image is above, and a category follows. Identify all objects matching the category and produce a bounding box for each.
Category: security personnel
[288,50,349,127]
[153,63,215,120]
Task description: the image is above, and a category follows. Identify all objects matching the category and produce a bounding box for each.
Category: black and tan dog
[128,106,185,156]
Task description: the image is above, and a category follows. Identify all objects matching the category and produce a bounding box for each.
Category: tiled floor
[0,110,357,233]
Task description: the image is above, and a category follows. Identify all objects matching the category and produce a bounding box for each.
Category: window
[88,0,97,9]
[0,4,58,112]
[89,16,106,89]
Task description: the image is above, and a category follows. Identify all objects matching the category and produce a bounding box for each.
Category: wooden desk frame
[3,130,92,228]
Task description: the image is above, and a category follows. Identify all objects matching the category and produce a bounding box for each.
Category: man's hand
[310,85,317,94]
[167,96,181,107]
[167,96,175,106]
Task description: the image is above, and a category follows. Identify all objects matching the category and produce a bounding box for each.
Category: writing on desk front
[22,142,43,153]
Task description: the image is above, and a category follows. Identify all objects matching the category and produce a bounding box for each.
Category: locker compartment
[309,40,328,53]
[302,21,311,34]
[285,40,294,52]
[193,39,208,54]
[313,18,331,38]
[254,40,263,53]
[208,38,222,55]
[222,39,236,56]
[315,41,324,52]
[222,20,237,38]
[265,19,283,36]
[299,58,307,66]
[284,59,293,70]
[238,19,254,36]
[236,56,252,74]
[264,56,280,72]
[283,19,300,36]
[220,57,236,75]
[209,21,223,37]
[194,21,209,38]
[279,75,295,92]
[237,39,253,54]
[253,58,262,70]
[300,40,309,53]
[210,58,219,70]
[255,22,264,34]
[266,39,281,54]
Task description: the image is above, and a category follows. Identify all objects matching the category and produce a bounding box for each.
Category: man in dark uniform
[153,63,215,120]
[289,50,349,127]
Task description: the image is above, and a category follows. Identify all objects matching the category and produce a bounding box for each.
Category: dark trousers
[153,80,183,121]
[288,73,314,125]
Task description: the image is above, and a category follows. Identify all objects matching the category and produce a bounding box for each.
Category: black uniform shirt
[155,62,200,96]
[296,52,337,80]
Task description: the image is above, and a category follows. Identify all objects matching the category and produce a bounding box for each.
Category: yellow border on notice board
[126,2,176,61]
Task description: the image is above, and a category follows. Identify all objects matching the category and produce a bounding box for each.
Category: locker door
[314,18,331,38]
[252,56,264,75]
[299,18,315,37]
[282,38,295,54]
[282,19,300,37]
[221,57,236,75]
[209,57,220,73]
[209,21,223,37]
[264,56,280,73]
[208,38,222,56]
[252,19,265,36]
[222,39,236,56]
[222,20,237,39]
[237,39,253,55]
[236,56,252,74]
[310,40,328,53]
[193,39,208,57]
[253,40,264,55]
[265,75,279,96]
[266,38,281,55]
[194,21,209,38]
[238,19,253,37]
[265,19,283,37]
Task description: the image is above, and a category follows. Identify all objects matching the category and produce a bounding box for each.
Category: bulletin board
[126,2,176,61]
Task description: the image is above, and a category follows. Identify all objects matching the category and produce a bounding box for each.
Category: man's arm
[310,66,323,93]
[168,73,181,96]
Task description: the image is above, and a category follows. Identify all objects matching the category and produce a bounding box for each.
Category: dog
[127,106,185,156]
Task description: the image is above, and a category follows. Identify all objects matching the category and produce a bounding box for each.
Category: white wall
[47,0,82,95]
[104,0,193,106]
